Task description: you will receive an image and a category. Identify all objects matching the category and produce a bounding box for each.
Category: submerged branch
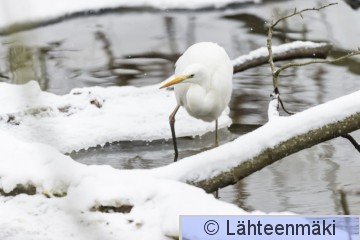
[336,186,360,215]
[338,189,351,215]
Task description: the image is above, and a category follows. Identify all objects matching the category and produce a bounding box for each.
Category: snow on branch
[267,92,280,121]
[233,41,332,73]
[194,112,360,193]
[152,90,360,193]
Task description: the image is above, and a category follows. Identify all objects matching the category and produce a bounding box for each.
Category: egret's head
[159,64,209,89]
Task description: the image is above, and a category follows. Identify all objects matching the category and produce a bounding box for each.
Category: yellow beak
[159,75,189,89]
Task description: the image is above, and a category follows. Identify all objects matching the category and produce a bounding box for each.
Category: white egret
[160,42,233,161]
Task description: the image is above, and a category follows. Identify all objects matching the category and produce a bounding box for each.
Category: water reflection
[5,44,49,88]
[94,30,138,85]
[0,1,360,215]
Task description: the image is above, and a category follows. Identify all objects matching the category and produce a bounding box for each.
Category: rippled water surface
[1,0,359,214]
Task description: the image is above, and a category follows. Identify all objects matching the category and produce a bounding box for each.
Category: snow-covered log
[0,129,262,240]
[232,41,332,73]
[152,90,360,192]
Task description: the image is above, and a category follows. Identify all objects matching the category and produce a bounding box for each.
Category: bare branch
[342,134,360,153]
[267,17,276,83]
[275,50,360,78]
[267,2,338,90]
[265,2,358,117]
[272,3,338,29]
[278,96,295,115]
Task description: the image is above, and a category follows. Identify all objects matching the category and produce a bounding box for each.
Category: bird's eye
[189,74,195,78]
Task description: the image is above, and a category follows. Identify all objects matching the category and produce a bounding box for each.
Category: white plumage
[160,42,233,160]
[162,42,233,122]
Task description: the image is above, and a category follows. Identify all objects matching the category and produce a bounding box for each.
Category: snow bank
[0,128,354,239]
[0,65,357,240]
[0,0,259,31]
[0,81,231,153]
[0,128,250,240]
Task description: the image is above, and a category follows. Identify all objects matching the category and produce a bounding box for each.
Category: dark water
[0,0,360,215]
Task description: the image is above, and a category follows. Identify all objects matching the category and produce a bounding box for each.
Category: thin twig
[275,50,360,78]
[278,97,295,115]
[342,134,360,153]
[267,17,276,78]
[266,2,360,117]
[267,2,338,90]
[272,3,338,29]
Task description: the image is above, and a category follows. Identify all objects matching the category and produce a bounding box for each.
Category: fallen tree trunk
[194,112,360,193]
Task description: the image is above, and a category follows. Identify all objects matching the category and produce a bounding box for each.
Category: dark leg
[214,120,219,196]
[214,188,219,199]
[214,119,219,147]
[170,104,181,162]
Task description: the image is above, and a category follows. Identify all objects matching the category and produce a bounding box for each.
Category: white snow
[0,64,358,239]
[0,0,358,238]
[232,41,329,67]
[267,95,280,121]
[0,128,355,239]
[152,89,360,183]
[0,81,231,153]
[0,0,259,31]
[0,128,252,240]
